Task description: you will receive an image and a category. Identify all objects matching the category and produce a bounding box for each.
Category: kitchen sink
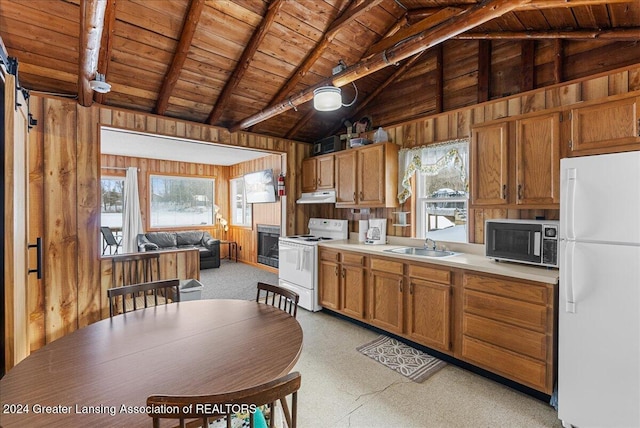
[384,247,458,257]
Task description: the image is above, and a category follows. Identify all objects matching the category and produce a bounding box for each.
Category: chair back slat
[256,282,299,318]
[147,372,301,428]
[106,279,180,317]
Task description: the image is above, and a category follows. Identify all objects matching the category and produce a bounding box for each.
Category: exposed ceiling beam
[366,7,465,56]
[155,0,205,116]
[456,28,640,40]
[232,0,526,131]
[95,0,116,105]
[519,0,634,9]
[270,0,384,106]
[78,0,107,107]
[206,0,285,125]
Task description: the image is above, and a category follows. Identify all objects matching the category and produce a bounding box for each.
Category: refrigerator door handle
[565,168,577,240]
[564,240,577,313]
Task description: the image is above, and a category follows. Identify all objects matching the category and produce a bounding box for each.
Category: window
[149,175,215,227]
[399,139,469,243]
[230,177,252,227]
[101,176,124,228]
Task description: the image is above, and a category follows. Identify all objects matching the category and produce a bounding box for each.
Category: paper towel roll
[358,220,368,242]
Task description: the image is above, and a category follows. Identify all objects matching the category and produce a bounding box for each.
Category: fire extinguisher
[277,173,286,196]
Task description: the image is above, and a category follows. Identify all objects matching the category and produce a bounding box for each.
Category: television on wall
[244,169,277,204]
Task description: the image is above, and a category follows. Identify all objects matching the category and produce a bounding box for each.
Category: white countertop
[318,239,559,285]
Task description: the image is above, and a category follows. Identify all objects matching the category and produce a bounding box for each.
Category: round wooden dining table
[0,299,303,427]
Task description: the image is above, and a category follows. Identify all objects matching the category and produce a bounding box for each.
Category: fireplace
[257,224,280,268]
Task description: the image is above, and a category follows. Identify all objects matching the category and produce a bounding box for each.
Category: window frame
[230,176,252,228]
[100,175,125,228]
[148,173,216,229]
[413,142,469,243]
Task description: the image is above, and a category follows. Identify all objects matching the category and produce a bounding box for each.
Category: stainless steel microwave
[485,219,559,268]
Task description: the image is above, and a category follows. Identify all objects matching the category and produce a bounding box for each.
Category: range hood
[296,190,336,204]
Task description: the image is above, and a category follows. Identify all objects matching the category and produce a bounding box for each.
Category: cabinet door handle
[517,184,523,200]
[334,266,338,276]
[341,268,346,278]
[399,278,403,293]
[359,191,364,200]
[353,192,356,201]
[410,282,413,295]
[502,184,507,199]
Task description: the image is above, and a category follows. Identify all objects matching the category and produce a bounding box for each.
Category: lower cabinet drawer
[463,313,546,360]
[462,336,548,393]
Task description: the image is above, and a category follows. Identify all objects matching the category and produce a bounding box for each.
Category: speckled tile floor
[291,309,562,428]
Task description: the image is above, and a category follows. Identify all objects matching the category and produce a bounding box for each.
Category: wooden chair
[101,226,122,255]
[107,279,181,317]
[147,371,301,428]
[256,282,299,318]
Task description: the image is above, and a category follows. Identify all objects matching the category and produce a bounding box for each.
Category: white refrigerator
[558,151,640,428]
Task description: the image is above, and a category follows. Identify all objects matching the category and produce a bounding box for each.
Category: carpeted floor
[198,260,279,301]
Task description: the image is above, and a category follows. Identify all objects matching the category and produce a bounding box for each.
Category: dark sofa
[137,231,220,269]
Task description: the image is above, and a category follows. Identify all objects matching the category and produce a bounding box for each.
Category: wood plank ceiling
[1,0,639,143]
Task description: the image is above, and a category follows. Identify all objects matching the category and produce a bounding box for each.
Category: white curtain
[122,167,144,253]
[397,139,469,203]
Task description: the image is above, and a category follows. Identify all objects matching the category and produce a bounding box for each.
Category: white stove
[278,218,348,311]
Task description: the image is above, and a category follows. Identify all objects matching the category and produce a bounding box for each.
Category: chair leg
[279,397,292,428]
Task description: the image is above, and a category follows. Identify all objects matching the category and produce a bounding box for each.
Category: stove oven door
[278,240,319,311]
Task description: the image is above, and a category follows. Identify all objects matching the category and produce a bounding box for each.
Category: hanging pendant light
[313,86,342,111]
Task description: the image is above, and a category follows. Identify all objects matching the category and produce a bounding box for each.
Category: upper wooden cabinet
[335,142,399,208]
[301,155,334,193]
[568,95,640,156]
[515,113,561,206]
[470,121,509,206]
[471,112,560,208]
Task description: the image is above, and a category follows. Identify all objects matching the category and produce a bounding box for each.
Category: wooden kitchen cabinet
[334,151,357,205]
[340,252,367,320]
[471,113,560,208]
[301,155,334,193]
[368,257,404,334]
[470,121,509,206]
[406,264,452,352]
[568,94,640,156]
[318,248,366,320]
[335,142,399,208]
[461,272,555,394]
[318,249,340,310]
[515,112,561,206]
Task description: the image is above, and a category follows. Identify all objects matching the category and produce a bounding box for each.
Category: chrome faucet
[424,238,437,250]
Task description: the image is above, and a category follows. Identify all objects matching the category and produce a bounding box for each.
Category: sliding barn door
[3,67,30,371]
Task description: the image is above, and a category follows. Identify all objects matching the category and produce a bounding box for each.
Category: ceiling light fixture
[313,82,358,112]
[90,72,111,93]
